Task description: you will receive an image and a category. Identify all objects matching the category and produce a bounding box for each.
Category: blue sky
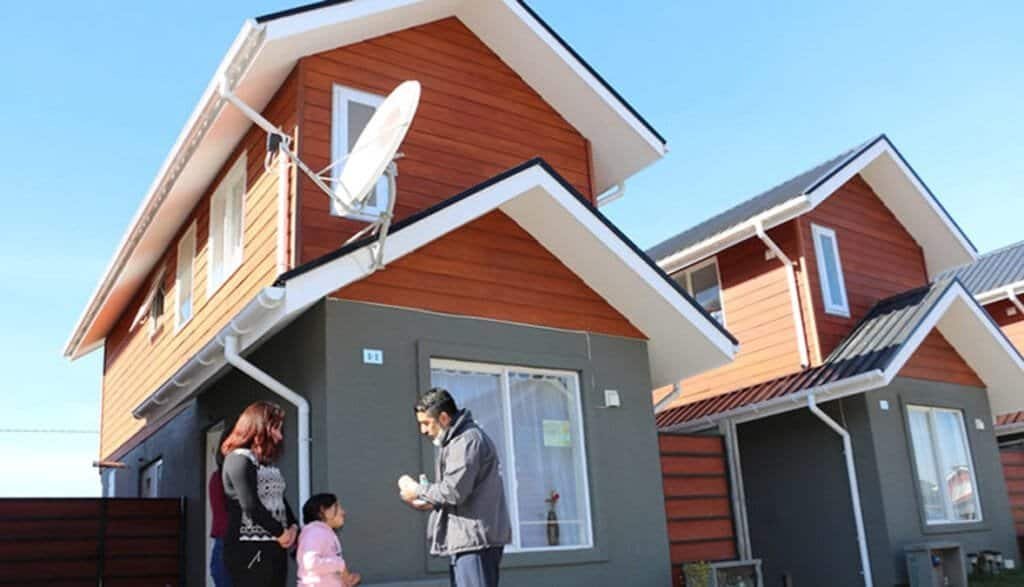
[0,1,1020,496]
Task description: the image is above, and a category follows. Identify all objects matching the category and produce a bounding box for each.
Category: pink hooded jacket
[296,521,347,586]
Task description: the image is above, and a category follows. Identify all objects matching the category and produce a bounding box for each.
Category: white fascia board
[661,370,888,434]
[284,163,735,386]
[807,138,976,278]
[458,0,665,193]
[657,197,812,275]
[976,280,1024,306]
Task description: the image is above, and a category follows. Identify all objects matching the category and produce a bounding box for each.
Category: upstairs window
[907,406,982,524]
[175,223,196,330]
[208,155,246,296]
[811,224,849,317]
[673,258,725,324]
[331,84,389,220]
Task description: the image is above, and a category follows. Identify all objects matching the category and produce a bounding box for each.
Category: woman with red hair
[221,401,298,585]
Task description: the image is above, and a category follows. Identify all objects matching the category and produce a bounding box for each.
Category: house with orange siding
[62,1,741,585]
[650,135,1024,586]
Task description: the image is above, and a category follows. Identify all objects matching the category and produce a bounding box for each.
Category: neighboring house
[63,1,738,586]
[650,135,1024,586]
[943,241,1024,437]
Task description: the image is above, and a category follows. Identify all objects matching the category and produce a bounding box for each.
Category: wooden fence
[659,433,737,587]
[0,498,184,586]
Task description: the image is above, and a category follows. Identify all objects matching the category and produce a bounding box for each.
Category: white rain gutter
[659,197,811,275]
[807,393,873,587]
[976,280,1024,306]
[596,182,626,207]
[223,333,310,512]
[1005,286,1024,316]
[754,219,810,368]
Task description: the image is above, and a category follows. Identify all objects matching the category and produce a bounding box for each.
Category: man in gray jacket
[399,388,511,587]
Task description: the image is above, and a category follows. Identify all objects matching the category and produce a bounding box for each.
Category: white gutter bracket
[754,219,810,368]
[807,394,873,587]
[596,182,626,207]
[1006,286,1024,316]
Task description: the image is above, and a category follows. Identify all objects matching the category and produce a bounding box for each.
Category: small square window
[139,458,163,498]
[672,258,725,325]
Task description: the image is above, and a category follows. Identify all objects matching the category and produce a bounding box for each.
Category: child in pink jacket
[297,494,361,587]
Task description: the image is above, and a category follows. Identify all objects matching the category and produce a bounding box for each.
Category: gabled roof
[132,160,737,424]
[656,277,1024,431]
[64,0,667,360]
[649,135,977,280]
[942,240,1024,304]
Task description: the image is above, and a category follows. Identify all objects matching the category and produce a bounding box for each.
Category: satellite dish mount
[218,78,422,271]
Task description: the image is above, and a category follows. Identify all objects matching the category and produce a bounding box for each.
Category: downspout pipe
[807,394,873,587]
[754,219,810,368]
[1006,286,1024,316]
[223,334,311,511]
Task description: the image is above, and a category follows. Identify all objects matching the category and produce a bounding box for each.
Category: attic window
[672,258,725,325]
[811,224,850,317]
[331,84,388,220]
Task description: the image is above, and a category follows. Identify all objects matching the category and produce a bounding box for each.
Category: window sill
[825,307,851,318]
[920,519,989,535]
[206,258,244,301]
[174,314,193,335]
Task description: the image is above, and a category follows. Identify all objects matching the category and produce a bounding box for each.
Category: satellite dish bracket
[218,76,404,271]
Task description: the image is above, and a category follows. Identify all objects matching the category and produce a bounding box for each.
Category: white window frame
[907,405,984,525]
[207,154,247,298]
[673,257,726,325]
[331,84,388,221]
[811,224,850,317]
[175,222,197,331]
[429,358,595,553]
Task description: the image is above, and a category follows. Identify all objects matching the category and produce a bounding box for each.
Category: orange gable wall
[295,17,593,264]
[899,330,983,387]
[989,299,1024,352]
[665,222,805,409]
[799,175,930,361]
[334,210,644,339]
[100,72,299,460]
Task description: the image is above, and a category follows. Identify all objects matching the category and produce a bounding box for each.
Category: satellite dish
[332,80,421,214]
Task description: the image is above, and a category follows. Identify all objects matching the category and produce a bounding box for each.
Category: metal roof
[645,138,875,261]
[942,240,1024,298]
[656,277,959,429]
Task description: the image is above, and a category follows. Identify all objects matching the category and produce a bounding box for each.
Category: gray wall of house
[320,299,671,586]
[104,304,328,587]
[738,397,867,587]
[865,377,1018,585]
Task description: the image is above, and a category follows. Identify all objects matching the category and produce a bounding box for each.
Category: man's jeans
[449,546,503,587]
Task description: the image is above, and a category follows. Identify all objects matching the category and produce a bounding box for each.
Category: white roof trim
[662,281,1024,432]
[66,0,666,360]
[658,137,977,278]
[976,279,1024,306]
[284,162,736,386]
[132,162,737,428]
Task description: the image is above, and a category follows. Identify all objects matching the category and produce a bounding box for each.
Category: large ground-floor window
[430,359,593,552]
[907,405,982,524]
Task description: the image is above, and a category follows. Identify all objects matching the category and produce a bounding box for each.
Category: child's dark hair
[302,493,339,525]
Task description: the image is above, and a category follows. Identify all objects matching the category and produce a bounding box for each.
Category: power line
[0,428,99,435]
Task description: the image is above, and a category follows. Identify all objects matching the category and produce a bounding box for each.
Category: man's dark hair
[302,492,339,525]
[415,387,459,418]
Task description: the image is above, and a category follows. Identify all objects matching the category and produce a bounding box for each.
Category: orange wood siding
[990,299,1024,353]
[659,434,737,587]
[899,330,984,387]
[799,175,930,360]
[1000,448,1024,545]
[665,222,805,409]
[333,210,643,339]
[295,17,593,264]
[99,71,299,460]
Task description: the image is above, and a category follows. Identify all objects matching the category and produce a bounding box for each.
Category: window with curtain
[672,258,724,324]
[430,359,593,552]
[811,223,850,316]
[331,84,389,220]
[907,405,982,524]
[208,154,246,296]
